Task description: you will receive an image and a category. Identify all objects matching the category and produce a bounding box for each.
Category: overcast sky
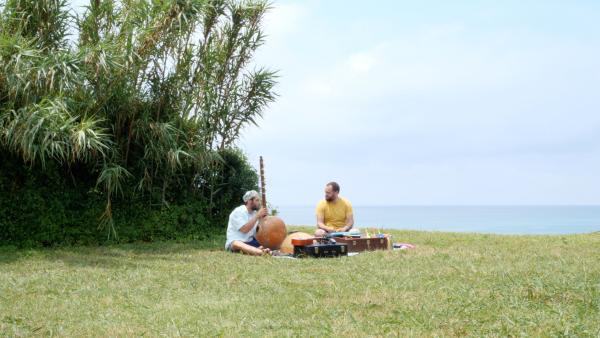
[238,0,600,206]
[67,0,600,206]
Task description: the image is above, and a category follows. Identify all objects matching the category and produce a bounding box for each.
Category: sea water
[275,205,600,235]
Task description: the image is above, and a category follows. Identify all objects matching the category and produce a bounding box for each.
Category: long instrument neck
[260,156,267,210]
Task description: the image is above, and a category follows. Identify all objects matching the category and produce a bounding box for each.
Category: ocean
[275,205,600,235]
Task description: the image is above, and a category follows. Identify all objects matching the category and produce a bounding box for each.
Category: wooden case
[332,237,390,253]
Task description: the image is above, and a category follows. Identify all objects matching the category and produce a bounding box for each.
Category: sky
[239,0,600,206]
[66,0,600,207]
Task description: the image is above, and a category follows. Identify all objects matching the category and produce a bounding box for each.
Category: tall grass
[0,0,277,233]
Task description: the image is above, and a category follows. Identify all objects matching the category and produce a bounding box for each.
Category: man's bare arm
[317,213,335,232]
[341,213,354,232]
[239,208,267,233]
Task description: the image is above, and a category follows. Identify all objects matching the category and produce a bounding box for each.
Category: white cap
[243,190,260,203]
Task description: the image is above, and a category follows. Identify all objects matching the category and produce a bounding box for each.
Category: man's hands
[239,207,268,234]
[324,226,337,233]
[256,207,267,219]
[321,225,351,233]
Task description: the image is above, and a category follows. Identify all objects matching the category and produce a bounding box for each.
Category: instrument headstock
[259,156,267,210]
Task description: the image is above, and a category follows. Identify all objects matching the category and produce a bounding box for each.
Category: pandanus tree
[0,0,276,237]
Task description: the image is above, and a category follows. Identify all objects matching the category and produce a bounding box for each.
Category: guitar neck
[260,156,267,209]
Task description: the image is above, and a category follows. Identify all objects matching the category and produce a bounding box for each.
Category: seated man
[315,181,354,237]
[225,190,271,255]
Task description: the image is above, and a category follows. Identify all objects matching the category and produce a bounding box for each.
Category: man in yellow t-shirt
[315,181,354,237]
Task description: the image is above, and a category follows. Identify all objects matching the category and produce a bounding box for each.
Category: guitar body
[256,216,287,250]
[255,156,287,250]
[280,231,313,254]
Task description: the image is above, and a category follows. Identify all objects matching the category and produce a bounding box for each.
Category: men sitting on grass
[225,190,271,255]
[315,181,355,237]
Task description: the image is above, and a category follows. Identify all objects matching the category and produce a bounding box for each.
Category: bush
[199,148,260,222]
[0,149,258,247]
[0,0,275,246]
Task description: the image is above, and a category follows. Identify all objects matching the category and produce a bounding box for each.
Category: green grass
[1,227,599,337]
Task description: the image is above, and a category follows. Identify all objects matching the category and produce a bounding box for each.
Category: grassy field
[1,227,599,337]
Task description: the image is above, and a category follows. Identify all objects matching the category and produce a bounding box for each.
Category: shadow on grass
[0,234,227,268]
[2,230,597,268]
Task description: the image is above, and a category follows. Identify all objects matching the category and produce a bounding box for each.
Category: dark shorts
[244,237,261,248]
[228,237,261,252]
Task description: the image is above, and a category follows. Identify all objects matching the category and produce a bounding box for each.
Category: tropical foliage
[0,0,275,242]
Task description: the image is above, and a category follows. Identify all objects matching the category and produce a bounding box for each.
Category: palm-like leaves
[1,0,70,50]
[97,163,132,239]
[1,97,110,168]
[0,0,276,236]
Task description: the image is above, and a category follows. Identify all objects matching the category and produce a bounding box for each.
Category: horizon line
[272,204,600,208]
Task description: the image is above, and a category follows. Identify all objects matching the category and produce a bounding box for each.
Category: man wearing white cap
[225,190,270,255]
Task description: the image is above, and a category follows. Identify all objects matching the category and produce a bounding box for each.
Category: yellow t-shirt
[315,198,353,230]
